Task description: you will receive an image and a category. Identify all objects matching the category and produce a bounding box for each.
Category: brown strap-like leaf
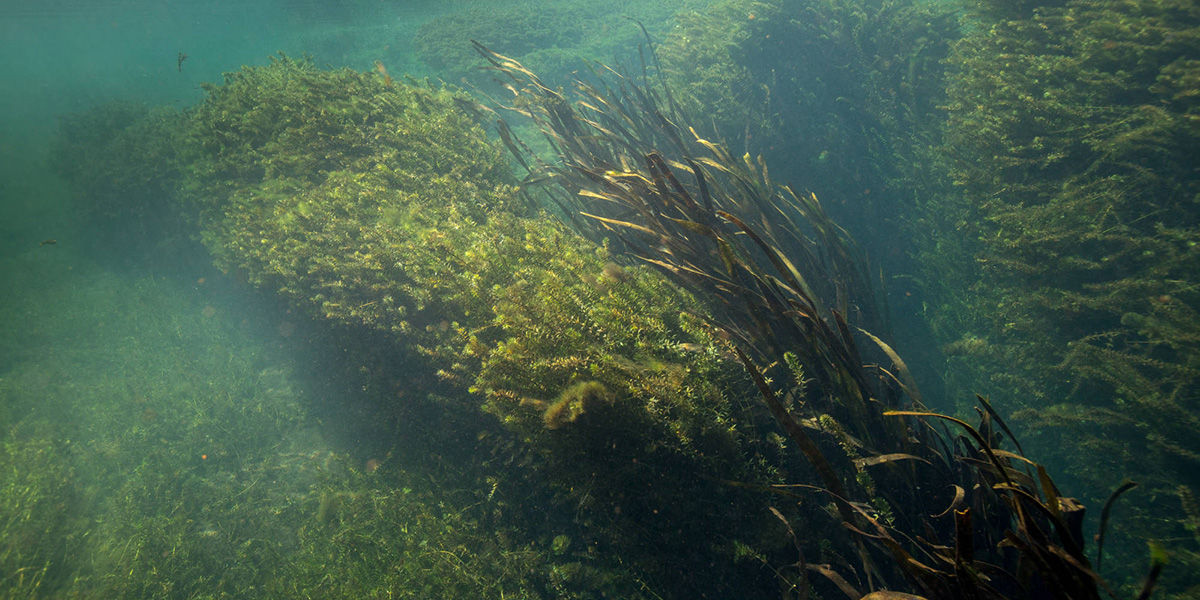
[860,592,928,600]
[858,327,925,408]
[852,453,932,469]
[807,564,861,599]
[931,485,966,518]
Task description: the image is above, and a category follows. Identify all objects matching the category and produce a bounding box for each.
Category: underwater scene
[1,0,1197,598]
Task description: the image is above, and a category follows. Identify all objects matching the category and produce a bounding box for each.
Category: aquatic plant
[657,0,958,266]
[178,54,518,340]
[172,53,801,596]
[58,36,1165,596]
[931,0,1200,588]
[178,54,744,451]
[654,0,967,398]
[413,0,709,89]
[0,263,653,599]
[404,206,782,596]
[0,422,83,596]
[473,41,1154,599]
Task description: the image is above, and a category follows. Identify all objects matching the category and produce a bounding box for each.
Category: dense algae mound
[179,55,516,335]
[170,55,792,596]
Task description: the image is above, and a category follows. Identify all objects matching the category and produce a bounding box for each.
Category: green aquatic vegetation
[479,45,1125,599]
[929,0,1200,590]
[415,3,589,84]
[412,0,710,90]
[0,261,649,598]
[475,40,888,434]
[181,56,746,441]
[180,55,517,340]
[50,102,189,263]
[0,269,286,596]
[543,380,613,429]
[274,476,649,599]
[171,54,801,596]
[182,54,512,205]
[48,35,1161,595]
[435,213,737,439]
[0,423,83,597]
[658,0,958,246]
[401,209,780,595]
[657,0,965,393]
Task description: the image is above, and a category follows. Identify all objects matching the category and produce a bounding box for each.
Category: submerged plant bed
[35,46,1170,598]
[168,55,803,597]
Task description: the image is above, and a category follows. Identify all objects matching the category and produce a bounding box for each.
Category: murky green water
[2,0,1196,598]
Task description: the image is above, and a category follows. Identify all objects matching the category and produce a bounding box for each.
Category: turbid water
[2,0,1196,598]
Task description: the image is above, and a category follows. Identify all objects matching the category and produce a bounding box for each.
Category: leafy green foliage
[934,0,1200,590]
[180,55,517,339]
[179,54,762,474]
[391,210,778,597]
[179,57,745,465]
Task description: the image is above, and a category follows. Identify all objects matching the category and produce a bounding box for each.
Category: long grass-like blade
[858,327,925,408]
[1096,480,1137,573]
